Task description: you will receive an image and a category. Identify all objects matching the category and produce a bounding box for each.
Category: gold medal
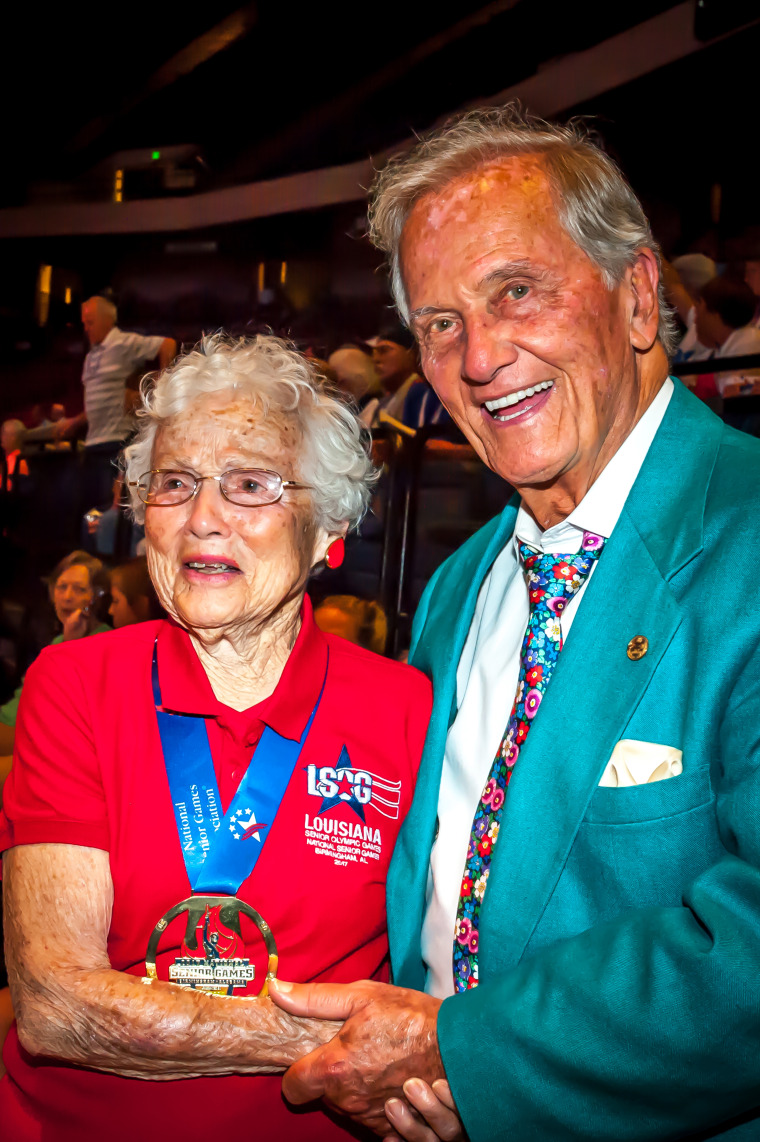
[144,894,278,998]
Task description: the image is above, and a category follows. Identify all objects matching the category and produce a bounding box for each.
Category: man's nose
[461,316,518,385]
[186,478,231,536]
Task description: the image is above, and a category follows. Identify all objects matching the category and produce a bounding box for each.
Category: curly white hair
[123,333,376,532]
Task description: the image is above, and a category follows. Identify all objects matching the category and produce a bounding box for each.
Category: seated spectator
[363,322,449,431]
[84,474,144,557]
[328,344,381,409]
[313,594,387,654]
[362,322,419,426]
[693,275,760,397]
[401,377,452,429]
[109,557,163,628]
[0,551,111,756]
[0,421,29,494]
[664,254,717,365]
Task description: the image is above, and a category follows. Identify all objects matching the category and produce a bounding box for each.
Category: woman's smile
[182,553,243,583]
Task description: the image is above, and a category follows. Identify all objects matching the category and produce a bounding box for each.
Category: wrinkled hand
[386,1079,466,1142]
[270,979,443,1134]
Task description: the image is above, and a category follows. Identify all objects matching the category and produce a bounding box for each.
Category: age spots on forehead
[155,391,303,473]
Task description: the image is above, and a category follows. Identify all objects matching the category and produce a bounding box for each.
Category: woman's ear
[312,522,349,570]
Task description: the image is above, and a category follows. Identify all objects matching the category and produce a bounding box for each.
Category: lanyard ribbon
[153,638,326,896]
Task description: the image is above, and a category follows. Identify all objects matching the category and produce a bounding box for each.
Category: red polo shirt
[0,597,431,1141]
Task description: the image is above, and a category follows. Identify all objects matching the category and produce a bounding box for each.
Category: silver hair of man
[369,104,678,357]
[124,334,375,532]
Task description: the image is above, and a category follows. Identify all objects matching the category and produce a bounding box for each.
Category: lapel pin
[627,635,648,661]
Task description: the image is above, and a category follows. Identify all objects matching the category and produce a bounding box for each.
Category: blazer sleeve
[438,636,760,1141]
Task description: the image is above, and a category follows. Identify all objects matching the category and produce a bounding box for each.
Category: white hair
[328,346,381,400]
[369,105,678,357]
[83,295,118,323]
[124,333,376,531]
[672,254,716,299]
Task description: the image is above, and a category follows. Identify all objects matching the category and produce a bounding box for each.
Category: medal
[144,894,278,997]
[144,637,327,996]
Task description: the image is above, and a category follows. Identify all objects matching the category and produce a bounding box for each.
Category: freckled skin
[401,156,669,528]
[145,391,339,709]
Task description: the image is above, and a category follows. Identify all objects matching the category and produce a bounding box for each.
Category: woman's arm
[4,843,340,1080]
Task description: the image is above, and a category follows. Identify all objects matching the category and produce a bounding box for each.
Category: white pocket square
[598,740,683,788]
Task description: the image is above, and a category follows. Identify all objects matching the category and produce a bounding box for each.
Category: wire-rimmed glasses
[129,468,313,508]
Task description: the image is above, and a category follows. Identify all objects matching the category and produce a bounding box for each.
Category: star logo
[316,745,365,821]
[228,807,268,842]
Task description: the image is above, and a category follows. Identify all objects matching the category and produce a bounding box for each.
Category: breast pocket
[584,763,714,825]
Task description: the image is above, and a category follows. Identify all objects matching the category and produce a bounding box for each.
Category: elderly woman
[0,335,431,1141]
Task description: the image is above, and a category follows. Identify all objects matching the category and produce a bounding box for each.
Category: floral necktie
[452,530,605,992]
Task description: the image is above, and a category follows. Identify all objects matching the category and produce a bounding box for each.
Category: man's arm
[123,337,177,412]
[272,638,760,1141]
[4,843,340,1080]
[158,337,177,370]
[54,410,87,440]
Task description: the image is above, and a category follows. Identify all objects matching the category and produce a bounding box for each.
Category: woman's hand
[385,1079,466,1141]
[61,606,93,641]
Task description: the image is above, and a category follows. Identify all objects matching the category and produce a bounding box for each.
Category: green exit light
[151,150,161,161]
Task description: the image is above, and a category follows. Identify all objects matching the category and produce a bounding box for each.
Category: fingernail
[385,1098,402,1117]
[270,979,291,993]
[404,1078,425,1097]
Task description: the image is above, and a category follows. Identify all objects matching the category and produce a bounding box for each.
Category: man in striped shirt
[60,296,176,511]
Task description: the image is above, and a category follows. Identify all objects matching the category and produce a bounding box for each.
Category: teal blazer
[388,381,760,1140]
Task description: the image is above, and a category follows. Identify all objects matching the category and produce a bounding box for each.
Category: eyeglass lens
[139,469,283,506]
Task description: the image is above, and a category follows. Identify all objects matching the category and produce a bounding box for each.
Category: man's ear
[628,248,660,352]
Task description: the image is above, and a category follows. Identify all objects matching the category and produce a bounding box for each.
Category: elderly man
[59,295,176,511]
[271,107,760,1141]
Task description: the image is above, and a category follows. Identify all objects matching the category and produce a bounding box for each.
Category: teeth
[485,380,553,413]
[187,561,234,572]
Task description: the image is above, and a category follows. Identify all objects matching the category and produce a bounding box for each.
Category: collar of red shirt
[156,595,328,741]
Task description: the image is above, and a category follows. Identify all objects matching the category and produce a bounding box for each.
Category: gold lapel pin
[627,635,648,661]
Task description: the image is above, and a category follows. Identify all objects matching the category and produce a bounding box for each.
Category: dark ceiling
[4,0,691,207]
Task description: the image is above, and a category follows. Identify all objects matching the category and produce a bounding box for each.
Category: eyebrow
[409,260,552,321]
[479,260,549,290]
[409,305,444,320]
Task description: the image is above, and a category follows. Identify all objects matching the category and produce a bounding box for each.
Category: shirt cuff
[0,818,110,853]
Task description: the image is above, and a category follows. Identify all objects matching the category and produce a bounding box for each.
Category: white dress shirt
[83,326,165,446]
[421,379,674,998]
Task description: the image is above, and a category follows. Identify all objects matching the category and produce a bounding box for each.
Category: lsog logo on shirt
[305,745,402,821]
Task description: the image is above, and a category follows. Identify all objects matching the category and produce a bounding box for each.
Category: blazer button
[627,635,649,661]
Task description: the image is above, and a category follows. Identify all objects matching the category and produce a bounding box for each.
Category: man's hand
[386,1079,466,1142]
[54,412,87,441]
[270,979,443,1134]
[61,607,93,642]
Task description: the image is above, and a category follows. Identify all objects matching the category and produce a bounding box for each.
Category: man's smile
[482,380,555,423]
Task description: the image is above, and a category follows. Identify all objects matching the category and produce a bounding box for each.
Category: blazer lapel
[478,382,722,973]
